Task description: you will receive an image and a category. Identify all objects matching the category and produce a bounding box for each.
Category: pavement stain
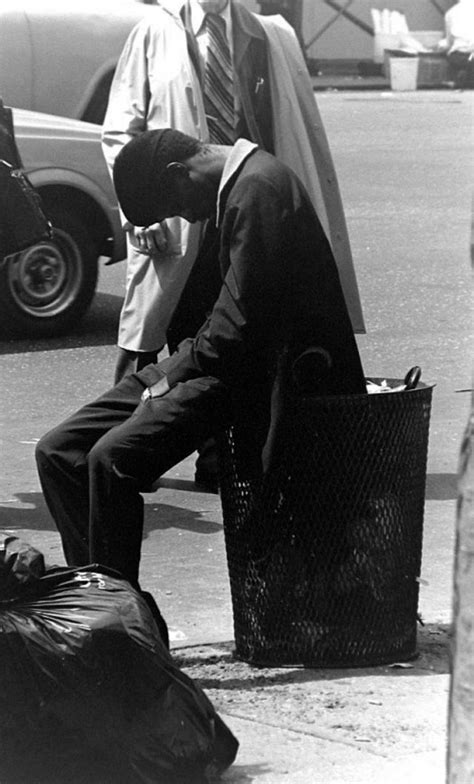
[175,624,450,755]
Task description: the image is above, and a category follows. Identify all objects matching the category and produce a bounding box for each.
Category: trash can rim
[292,378,435,403]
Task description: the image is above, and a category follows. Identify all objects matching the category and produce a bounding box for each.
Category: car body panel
[0,1,156,122]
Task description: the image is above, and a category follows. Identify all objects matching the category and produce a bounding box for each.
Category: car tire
[0,206,98,337]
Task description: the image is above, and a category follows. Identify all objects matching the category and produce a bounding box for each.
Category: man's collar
[216,138,258,225]
[189,0,232,37]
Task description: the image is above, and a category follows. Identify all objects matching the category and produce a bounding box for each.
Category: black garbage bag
[0,537,238,784]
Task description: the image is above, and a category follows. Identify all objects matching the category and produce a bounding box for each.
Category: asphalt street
[0,90,472,782]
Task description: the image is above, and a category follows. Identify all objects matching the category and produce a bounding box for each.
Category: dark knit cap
[113,128,200,226]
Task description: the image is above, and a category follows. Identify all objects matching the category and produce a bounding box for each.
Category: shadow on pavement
[1,474,452,537]
[177,624,451,687]
[0,491,221,535]
[0,292,122,354]
[144,502,222,534]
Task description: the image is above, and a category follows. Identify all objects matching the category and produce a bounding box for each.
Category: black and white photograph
[0,1,472,782]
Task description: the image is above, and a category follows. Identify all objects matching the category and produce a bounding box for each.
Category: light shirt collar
[190,1,232,35]
[216,138,258,225]
[190,1,233,55]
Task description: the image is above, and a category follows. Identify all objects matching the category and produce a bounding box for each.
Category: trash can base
[233,632,419,668]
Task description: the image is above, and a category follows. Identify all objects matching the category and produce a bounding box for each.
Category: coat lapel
[231,1,265,71]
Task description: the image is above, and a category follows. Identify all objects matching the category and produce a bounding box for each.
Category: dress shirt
[445,0,474,53]
[189,0,234,61]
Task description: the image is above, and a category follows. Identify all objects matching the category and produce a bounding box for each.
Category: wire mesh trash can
[218,379,434,667]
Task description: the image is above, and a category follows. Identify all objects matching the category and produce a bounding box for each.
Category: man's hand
[141,376,170,402]
[127,222,177,255]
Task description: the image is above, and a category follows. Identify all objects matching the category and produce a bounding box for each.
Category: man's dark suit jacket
[146,148,366,472]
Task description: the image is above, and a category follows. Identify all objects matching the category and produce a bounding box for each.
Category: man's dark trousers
[35,370,230,586]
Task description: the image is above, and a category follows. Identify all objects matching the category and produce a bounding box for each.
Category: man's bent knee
[36,423,89,478]
[35,426,65,470]
[87,439,143,489]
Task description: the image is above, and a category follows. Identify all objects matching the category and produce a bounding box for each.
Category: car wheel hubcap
[7,229,83,318]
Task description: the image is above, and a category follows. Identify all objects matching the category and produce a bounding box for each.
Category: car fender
[24,166,125,262]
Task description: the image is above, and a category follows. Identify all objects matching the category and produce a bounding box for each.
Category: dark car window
[80,69,116,126]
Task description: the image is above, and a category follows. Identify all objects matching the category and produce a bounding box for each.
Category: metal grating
[218,380,433,667]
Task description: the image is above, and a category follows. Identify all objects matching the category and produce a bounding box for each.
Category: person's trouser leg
[37,374,230,585]
[86,376,230,584]
[35,373,145,569]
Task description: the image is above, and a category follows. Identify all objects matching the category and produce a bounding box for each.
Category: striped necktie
[203,13,235,145]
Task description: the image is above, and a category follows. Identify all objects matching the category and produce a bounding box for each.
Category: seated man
[35,129,366,599]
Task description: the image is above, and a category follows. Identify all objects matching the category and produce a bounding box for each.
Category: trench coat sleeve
[164,175,287,390]
[101,22,153,174]
[100,12,208,349]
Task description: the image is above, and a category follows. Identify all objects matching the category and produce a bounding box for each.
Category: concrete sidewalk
[309,71,457,92]
[311,73,391,92]
[175,630,450,784]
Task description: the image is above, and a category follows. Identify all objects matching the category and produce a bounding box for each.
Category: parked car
[0,1,162,335]
[0,1,157,125]
[0,107,125,336]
